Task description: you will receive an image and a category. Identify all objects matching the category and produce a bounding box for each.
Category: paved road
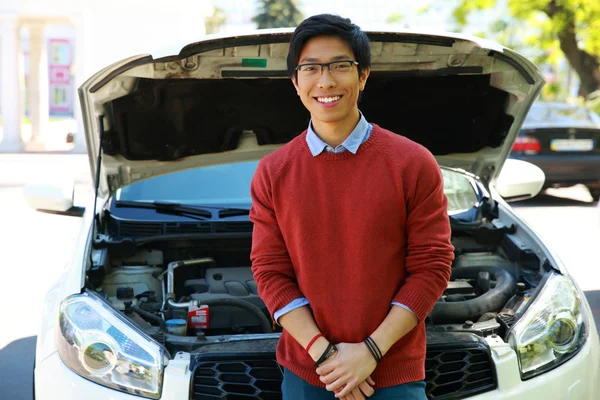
[0,154,92,400]
[0,154,598,399]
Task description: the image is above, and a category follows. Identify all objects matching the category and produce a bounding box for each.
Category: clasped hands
[315,342,378,400]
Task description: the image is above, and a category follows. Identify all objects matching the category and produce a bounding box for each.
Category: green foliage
[451,0,600,98]
[205,6,227,34]
[386,13,405,24]
[452,0,496,26]
[252,0,304,29]
[416,5,432,14]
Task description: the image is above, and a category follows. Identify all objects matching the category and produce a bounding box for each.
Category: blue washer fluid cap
[166,319,187,326]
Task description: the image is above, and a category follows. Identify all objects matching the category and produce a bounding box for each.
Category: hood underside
[79,30,544,196]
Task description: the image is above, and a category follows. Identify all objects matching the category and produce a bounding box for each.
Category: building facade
[0,0,212,152]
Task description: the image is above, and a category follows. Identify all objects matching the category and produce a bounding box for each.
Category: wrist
[363,336,383,364]
[369,333,389,357]
[308,337,330,362]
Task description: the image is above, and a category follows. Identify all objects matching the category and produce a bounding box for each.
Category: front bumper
[34,351,192,400]
[35,328,600,400]
[469,326,600,400]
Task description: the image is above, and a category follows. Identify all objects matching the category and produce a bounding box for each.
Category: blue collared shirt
[273,113,414,323]
[305,112,372,156]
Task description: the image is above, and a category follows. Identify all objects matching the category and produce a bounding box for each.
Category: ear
[359,67,370,91]
[292,76,300,95]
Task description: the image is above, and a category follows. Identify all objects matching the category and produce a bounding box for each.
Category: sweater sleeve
[391,147,454,322]
[249,159,305,318]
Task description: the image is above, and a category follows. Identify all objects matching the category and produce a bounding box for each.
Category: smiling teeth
[317,96,341,103]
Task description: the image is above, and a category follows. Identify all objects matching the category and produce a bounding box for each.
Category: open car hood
[78,28,544,198]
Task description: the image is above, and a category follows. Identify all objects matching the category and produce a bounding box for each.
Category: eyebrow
[299,55,353,63]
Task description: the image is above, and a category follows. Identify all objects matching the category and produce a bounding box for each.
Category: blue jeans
[281,368,427,400]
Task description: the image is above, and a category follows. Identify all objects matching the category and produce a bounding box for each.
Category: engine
[92,242,534,344]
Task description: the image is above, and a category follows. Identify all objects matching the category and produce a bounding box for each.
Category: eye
[299,65,319,73]
[333,62,351,70]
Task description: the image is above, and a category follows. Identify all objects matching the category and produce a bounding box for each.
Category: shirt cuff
[274,297,310,325]
[392,302,415,315]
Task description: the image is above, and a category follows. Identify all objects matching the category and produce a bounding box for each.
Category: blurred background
[1,1,599,399]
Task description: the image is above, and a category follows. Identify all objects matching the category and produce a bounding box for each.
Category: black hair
[287,14,371,80]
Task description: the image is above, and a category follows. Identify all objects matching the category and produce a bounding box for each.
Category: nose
[317,67,337,88]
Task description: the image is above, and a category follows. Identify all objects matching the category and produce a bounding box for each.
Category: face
[292,35,370,129]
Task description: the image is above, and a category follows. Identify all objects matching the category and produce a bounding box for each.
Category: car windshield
[525,103,600,125]
[116,161,479,214]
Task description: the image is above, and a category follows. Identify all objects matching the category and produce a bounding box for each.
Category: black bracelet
[314,343,337,367]
[364,337,382,364]
[367,336,383,361]
[363,339,380,364]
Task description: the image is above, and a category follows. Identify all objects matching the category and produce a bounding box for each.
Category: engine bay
[87,217,548,355]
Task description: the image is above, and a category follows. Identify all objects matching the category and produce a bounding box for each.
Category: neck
[311,109,361,148]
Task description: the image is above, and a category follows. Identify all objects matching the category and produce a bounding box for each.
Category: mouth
[314,95,343,105]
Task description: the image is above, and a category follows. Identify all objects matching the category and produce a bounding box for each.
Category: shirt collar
[306,112,369,156]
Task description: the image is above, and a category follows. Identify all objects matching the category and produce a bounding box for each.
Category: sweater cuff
[274,298,310,325]
[392,286,437,322]
[265,284,305,319]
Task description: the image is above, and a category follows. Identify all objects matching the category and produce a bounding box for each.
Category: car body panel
[35,28,600,400]
[35,317,600,399]
[78,29,544,199]
[34,198,97,364]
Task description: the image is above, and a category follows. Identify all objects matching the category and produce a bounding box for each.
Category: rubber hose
[133,306,167,330]
[199,297,273,334]
[428,266,517,325]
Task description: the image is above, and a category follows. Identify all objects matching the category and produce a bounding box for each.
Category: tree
[252,0,304,29]
[452,0,600,98]
[205,6,227,34]
[386,13,405,25]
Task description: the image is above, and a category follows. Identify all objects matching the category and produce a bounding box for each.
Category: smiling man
[250,14,455,400]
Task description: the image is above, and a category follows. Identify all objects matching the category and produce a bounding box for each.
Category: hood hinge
[106,173,120,194]
[89,116,105,266]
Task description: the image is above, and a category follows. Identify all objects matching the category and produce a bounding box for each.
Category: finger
[340,389,356,400]
[316,358,338,376]
[320,368,344,385]
[327,376,349,393]
[333,379,357,398]
[351,387,365,400]
[366,376,375,386]
[359,381,375,397]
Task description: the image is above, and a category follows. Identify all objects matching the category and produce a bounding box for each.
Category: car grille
[425,347,496,399]
[192,357,282,400]
[190,346,496,400]
[108,219,253,237]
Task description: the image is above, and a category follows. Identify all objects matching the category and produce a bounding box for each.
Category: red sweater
[250,124,454,387]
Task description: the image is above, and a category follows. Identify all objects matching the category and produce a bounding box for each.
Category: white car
[27,28,600,400]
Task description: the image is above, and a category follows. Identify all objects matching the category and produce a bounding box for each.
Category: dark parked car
[510,102,600,200]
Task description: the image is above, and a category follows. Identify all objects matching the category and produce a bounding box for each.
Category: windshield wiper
[114,201,212,219]
[217,208,250,218]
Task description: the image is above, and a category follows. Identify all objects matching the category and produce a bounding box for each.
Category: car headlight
[57,291,166,398]
[508,272,587,379]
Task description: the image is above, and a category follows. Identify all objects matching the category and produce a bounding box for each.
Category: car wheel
[587,187,600,202]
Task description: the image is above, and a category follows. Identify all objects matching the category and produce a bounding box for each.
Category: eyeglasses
[295,60,359,78]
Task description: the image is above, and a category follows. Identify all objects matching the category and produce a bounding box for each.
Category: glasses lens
[330,61,353,72]
[297,61,354,77]
[298,64,321,75]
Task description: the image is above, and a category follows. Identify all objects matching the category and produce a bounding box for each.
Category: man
[250,14,454,400]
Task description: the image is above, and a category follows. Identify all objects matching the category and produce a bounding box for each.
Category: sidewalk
[0,119,87,154]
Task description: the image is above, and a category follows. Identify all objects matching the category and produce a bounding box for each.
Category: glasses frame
[295,60,359,77]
